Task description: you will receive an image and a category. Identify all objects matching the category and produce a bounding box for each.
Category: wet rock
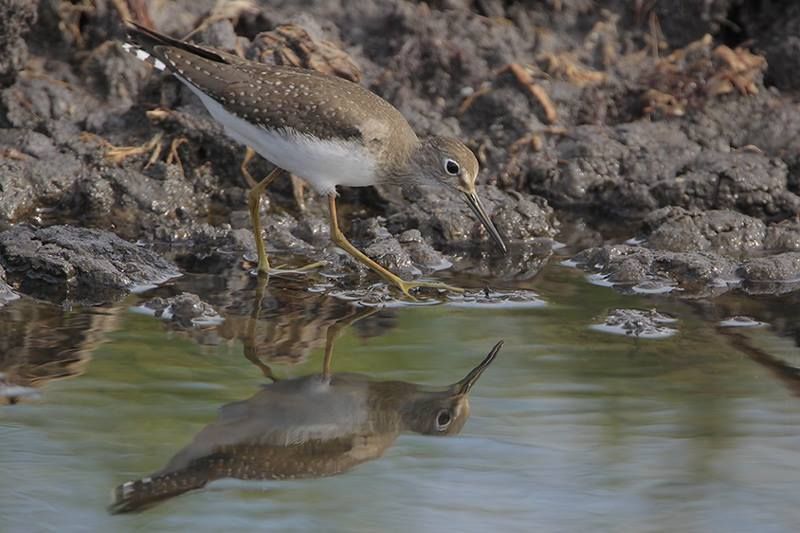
[1,67,101,132]
[352,218,422,280]
[719,316,768,329]
[738,253,800,284]
[739,1,800,91]
[528,121,800,220]
[0,265,18,307]
[655,152,799,220]
[0,142,84,222]
[80,40,152,110]
[573,244,739,296]
[0,0,37,87]
[155,223,256,274]
[764,219,800,253]
[397,229,451,272]
[141,292,223,328]
[590,308,678,339]
[528,122,701,216]
[643,207,766,258]
[450,240,553,282]
[383,183,557,251]
[0,224,179,304]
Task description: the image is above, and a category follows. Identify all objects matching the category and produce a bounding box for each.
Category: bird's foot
[395,280,465,299]
[248,259,326,277]
[271,260,327,274]
[104,132,165,166]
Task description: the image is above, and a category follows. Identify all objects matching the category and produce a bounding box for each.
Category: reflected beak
[453,341,503,395]
[463,192,508,254]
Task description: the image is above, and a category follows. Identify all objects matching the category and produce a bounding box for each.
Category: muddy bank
[0,0,799,302]
[0,224,179,304]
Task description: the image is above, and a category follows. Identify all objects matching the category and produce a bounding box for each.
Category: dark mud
[0,224,179,304]
[0,0,799,303]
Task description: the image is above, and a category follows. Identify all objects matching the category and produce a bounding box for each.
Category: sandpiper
[123,22,507,296]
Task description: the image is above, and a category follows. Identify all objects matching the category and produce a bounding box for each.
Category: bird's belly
[182,79,377,194]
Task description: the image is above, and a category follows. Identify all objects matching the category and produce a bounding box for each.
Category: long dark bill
[463,192,508,254]
[453,340,504,395]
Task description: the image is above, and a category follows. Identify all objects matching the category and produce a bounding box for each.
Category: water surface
[2,263,799,532]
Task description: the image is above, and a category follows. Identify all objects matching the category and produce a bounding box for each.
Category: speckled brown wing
[126,22,419,173]
[158,47,367,141]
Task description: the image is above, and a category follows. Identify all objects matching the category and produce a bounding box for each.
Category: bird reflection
[210,277,399,367]
[110,308,503,513]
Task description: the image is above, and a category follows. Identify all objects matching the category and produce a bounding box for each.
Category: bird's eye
[435,409,452,430]
[444,159,460,176]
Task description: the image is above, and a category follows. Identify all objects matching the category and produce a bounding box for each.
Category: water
[2,262,800,532]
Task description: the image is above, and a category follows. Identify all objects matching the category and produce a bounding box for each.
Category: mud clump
[0,225,180,304]
[591,308,678,339]
[142,292,223,328]
[0,0,37,88]
[0,264,18,307]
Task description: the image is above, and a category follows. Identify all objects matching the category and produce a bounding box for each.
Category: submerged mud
[0,0,799,304]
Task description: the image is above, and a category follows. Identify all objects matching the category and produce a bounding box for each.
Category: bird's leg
[321,306,379,378]
[327,194,463,298]
[240,146,259,188]
[291,175,307,212]
[244,147,307,212]
[242,275,279,381]
[248,167,283,276]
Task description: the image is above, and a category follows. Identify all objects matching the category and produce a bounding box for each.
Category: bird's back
[125,23,419,192]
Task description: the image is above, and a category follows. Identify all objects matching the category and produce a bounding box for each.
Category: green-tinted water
[2,263,799,532]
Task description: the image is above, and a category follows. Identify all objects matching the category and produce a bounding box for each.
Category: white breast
[180,78,377,194]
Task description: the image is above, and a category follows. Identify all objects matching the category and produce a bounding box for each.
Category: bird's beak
[463,191,508,253]
[452,341,503,395]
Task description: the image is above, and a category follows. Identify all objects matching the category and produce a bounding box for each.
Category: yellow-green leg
[242,275,279,381]
[327,194,462,298]
[248,167,283,276]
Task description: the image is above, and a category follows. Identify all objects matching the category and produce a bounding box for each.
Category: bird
[109,340,503,513]
[122,22,507,297]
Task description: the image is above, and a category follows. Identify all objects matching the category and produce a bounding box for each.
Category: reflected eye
[444,159,460,176]
[435,409,452,430]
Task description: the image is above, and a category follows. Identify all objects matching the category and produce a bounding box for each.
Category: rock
[141,292,223,328]
[528,121,800,220]
[643,207,766,257]
[352,218,422,280]
[655,152,800,220]
[590,308,678,339]
[572,244,739,296]
[739,1,800,91]
[383,183,558,250]
[0,264,18,307]
[528,122,702,216]
[0,139,84,222]
[739,252,800,283]
[397,229,451,272]
[0,225,179,304]
[0,0,37,88]
[764,219,800,253]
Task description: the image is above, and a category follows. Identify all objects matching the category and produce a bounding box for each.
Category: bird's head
[414,136,508,253]
[401,341,503,436]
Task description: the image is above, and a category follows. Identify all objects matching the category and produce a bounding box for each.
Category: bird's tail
[109,470,208,514]
[122,20,233,71]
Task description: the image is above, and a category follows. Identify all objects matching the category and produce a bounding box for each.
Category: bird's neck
[377,138,427,186]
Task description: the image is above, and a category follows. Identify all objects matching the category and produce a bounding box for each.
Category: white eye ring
[435,409,452,430]
[444,159,460,176]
